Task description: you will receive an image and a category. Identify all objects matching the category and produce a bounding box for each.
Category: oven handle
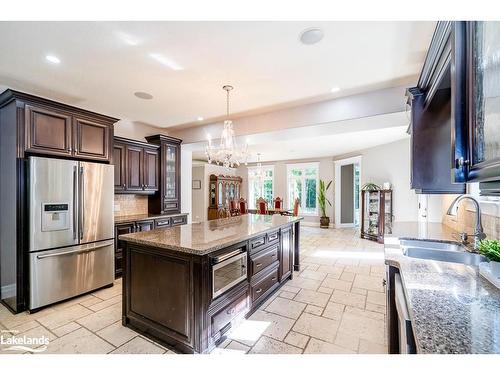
[212,248,245,264]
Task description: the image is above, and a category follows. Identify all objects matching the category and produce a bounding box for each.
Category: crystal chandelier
[205,85,249,169]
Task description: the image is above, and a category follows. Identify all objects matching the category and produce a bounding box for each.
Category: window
[287,163,319,215]
[248,166,274,209]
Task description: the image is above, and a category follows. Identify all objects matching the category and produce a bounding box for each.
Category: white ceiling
[0,21,434,128]
[190,111,410,162]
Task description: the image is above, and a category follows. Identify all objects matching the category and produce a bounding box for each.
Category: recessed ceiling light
[115,31,139,46]
[45,55,61,64]
[331,87,341,93]
[299,28,324,45]
[134,91,153,100]
[197,116,204,121]
[149,53,184,71]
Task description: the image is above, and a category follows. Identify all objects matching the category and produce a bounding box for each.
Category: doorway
[334,156,362,228]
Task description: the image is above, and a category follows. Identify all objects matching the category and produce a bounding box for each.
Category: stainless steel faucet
[446,194,486,250]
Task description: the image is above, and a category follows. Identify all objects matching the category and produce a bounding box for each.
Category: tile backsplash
[114,195,148,216]
[443,202,500,240]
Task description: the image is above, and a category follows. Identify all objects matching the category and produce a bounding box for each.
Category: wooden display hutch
[361,189,393,243]
[207,174,243,220]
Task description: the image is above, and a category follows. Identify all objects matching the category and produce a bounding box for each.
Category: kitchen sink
[400,239,487,266]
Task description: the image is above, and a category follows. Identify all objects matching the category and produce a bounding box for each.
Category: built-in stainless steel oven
[212,248,247,299]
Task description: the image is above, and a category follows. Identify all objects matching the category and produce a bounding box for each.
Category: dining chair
[273,196,283,210]
[238,198,248,214]
[292,197,300,216]
[281,198,300,216]
[229,199,240,216]
[256,197,268,214]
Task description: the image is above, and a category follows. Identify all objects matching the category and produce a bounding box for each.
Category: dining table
[247,208,292,215]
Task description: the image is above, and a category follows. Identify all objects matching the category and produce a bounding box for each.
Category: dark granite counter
[119,214,302,255]
[385,221,500,354]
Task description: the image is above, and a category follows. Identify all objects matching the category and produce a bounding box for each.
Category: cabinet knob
[122,184,126,188]
[256,288,262,294]
[456,157,470,168]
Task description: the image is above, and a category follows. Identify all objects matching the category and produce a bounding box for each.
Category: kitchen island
[118,214,302,354]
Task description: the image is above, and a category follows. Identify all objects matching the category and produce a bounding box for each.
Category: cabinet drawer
[251,267,279,303]
[154,218,171,228]
[164,201,179,211]
[171,215,187,227]
[267,230,279,244]
[250,245,279,277]
[136,220,154,232]
[209,288,249,338]
[249,235,267,254]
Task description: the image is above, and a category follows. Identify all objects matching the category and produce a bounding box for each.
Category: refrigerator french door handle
[36,240,114,259]
[79,165,84,240]
[73,166,78,240]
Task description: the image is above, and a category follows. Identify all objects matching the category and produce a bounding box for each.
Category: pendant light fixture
[205,85,249,169]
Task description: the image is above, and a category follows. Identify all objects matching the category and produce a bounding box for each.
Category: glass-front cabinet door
[165,144,177,199]
[454,21,500,185]
[469,21,500,177]
[383,191,393,234]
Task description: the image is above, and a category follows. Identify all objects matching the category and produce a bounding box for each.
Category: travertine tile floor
[0,226,387,354]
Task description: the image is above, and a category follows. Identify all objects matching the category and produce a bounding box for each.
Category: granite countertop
[385,221,500,354]
[119,214,302,255]
[114,212,189,224]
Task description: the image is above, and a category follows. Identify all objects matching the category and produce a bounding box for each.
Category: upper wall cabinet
[2,90,117,162]
[113,136,159,194]
[407,22,466,194]
[452,21,500,189]
[145,135,182,215]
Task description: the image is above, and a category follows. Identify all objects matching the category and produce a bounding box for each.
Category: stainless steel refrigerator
[28,156,114,310]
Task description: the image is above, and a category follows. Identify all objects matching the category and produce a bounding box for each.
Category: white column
[181,146,193,223]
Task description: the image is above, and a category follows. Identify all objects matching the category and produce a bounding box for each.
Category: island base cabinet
[121,223,297,354]
[206,283,250,349]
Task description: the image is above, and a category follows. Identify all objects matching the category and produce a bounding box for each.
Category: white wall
[191,163,237,222]
[334,138,442,223]
[114,119,169,141]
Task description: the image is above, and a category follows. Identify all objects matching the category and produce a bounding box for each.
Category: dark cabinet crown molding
[0,89,119,125]
[114,136,159,150]
[415,21,452,107]
[145,134,182,145]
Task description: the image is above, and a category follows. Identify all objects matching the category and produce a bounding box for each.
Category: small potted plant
[478,239,500,277]
[318,179,332,228]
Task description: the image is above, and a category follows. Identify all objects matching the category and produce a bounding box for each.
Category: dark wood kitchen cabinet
[451,21,500,193]
[145,135,182,214]
[113,143,126,191]
[73,116,111,161]
[114,214,187,278]
[22,94,116,162]
[407,21,466,194]
[113,137,159,194]
[114,223,136,278]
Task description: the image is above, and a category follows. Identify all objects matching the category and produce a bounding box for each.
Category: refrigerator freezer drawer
[29,240,114,310]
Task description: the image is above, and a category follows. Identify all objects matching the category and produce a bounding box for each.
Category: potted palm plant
[479,239,500,278]
[318,179,332,228]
